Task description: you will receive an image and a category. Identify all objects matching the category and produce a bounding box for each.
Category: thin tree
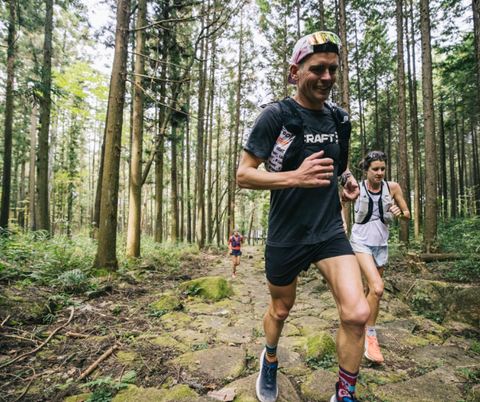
[29,105,37,231]
[92,0,131,271]
[420,0,437,250]
[37,0,54,232]
[126,0,147,258]
[396,0,410,245]
[0,0,17,230]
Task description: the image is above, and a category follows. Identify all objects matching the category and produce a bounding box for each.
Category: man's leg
[257,278,297,402]
[231,255,237,276]
[316,255,370,400]
[236,255,241,266]
[264,277,297,351]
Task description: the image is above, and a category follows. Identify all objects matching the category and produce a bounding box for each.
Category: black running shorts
[265,233,354,287]
[230,249,242,256]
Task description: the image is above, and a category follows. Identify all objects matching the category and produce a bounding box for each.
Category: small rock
[306,331,336,360]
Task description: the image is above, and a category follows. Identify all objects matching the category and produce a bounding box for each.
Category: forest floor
[1,244,480,402]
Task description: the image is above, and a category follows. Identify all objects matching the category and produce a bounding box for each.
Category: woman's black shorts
[230,249,242,257]
[265,232,354,287]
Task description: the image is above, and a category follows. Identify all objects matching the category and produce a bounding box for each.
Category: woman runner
[349,151,410,363]
[228,229,243,279]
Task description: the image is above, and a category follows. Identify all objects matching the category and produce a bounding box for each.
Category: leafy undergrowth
[387,217,480,284]
[0,231,228,401]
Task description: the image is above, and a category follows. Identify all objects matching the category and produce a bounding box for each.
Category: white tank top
[350,188,390,246]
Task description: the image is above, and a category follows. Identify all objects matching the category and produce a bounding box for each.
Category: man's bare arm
[237,150,334,190]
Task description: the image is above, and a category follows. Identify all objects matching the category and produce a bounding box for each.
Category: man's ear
[290,64,300,81]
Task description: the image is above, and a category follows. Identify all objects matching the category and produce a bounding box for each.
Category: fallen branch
[12,367,35,402]
[78,345,118,381]
[66,332,89,339]
[0,307,75,369]
[1,315,10,326]
[3,334,37,344]
[404,280,418,299]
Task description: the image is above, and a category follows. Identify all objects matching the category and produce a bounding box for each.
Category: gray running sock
[366,326,377,338]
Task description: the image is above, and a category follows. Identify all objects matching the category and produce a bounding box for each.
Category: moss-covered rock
[306,331,336,360]
[112,384,196,402]
[116,351,138,364]
[290,316,331,337]
[137,335,189,353]
[179,277,230,300]
[64,393,93,402]
[443,286,480,328]
[160,312,192,329]
[169,346,246,380]
[320,308,339,321]
[150,294,183,312]
[301,369,366,401]
[0,287,55,323]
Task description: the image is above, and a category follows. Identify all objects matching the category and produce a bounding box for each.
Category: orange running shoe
[365,335,383,362]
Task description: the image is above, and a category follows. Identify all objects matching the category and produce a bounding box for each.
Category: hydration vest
[263,98,351,174]
[230,236,242,248]
[355,181,393,225]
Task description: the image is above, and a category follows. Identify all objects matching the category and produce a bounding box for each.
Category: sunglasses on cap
[366,152,387,160]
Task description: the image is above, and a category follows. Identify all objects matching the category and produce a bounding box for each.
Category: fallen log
[416,253,458,262]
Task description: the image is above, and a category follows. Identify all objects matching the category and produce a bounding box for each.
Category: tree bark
[439,104,448,219]
[195,0,207,249]
[0,0,16,230]
[449,122,457,218]
[420,0,437,250]
[29,105,37,231]
[126,0,147,257]
[396,0,410,245]
[229,15,243,238]
[37,0,54,232]
[92,0,131,271]
[319,0,325,31]
[171,123,179,242]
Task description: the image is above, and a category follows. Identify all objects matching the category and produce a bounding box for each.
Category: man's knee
[340,300,370,328]
[269,307,290,322]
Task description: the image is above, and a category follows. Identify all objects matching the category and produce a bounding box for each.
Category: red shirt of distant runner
[228,235,243,250]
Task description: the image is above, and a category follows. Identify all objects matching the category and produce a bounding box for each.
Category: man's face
[291,52,338,108]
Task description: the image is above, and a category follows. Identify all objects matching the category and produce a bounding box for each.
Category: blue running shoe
[330,382,359,402]
[256,348,278,402]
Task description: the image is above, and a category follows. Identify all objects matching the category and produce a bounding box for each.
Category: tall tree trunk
[0,0,16,230]
[19,156,26,229]
[196,0,207,249]
[126,0,147,258]
[453,97,464,217]
[207,40,216,244]
[296,0,301,39]
[92,0,131,271]
[449,125,457,218]
[215,93,221,246]
[171,123,179,242]
[338,0,351,229]
[29,105,37,231]
[396,0,410,245]
[37,0,54,232]
[405,1,420,237]
[319,0,325,30]
[354,22,365,160]
[283,13,288,98]
[386,88,392,181]
[439,104,448,219]
[186,84,192,243]
[420,0,437,250]
[230,15,243,237]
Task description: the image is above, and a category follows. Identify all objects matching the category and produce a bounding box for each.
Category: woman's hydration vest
[355,181,393,225]
[230,236,242,248]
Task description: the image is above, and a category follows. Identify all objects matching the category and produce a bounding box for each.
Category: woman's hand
[388,202,403,217]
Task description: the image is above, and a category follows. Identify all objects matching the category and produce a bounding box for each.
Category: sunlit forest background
[0,0,479,271]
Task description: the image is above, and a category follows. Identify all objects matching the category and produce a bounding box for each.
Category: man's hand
[341,175,359,202]
[294,151,334,188]
[388,202,403,217]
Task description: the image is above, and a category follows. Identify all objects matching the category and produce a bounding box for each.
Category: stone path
[68,246,479,402]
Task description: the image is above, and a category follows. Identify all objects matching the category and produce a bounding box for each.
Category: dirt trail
[1,245,479,402]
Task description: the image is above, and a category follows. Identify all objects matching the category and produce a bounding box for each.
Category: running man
[228,229,243,279]
[237,32,369,402]
[349,151,410,363]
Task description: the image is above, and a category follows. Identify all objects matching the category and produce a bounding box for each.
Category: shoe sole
[364,338,384,363]
[256,348,278,402]
[330,395,337,402]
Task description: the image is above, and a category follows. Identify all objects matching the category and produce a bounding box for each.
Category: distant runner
[349,151,410,363]
[228,229,243,279]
